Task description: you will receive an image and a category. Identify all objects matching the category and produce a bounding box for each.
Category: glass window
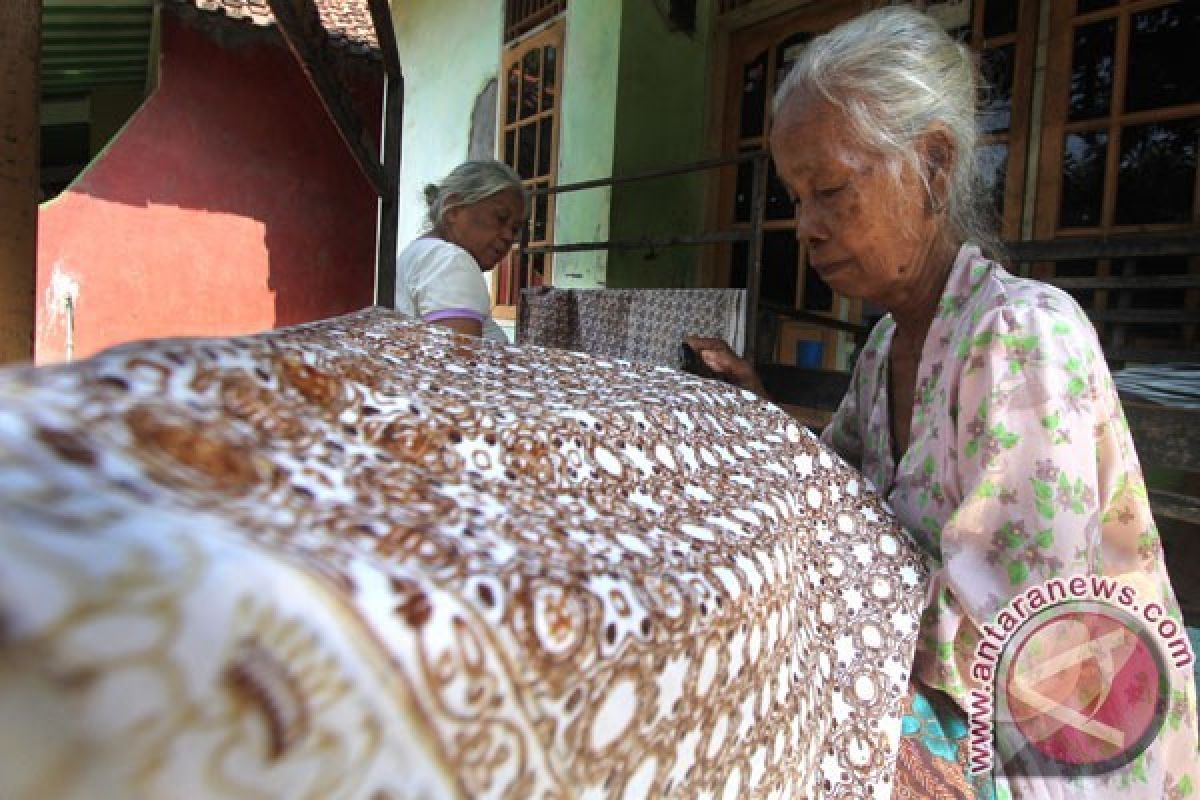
[1115,116,1198,225]
[977,142,1009,220]
[734,157,753,223]
[980,44,1015,134]
[762,230,799,307]
[739,51,767,140]
[765,159,793,221]
[1067,19,1116,122]
[1125,4,1200,113]
[542,46,557,111]
[1076,0,1117,14]
[521,48,541,119]
[1059,131,1107,227]
[982,0,1019,39]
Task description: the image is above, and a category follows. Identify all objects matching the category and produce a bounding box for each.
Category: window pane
[1059,131,1107,227]
[537,116,553,177]
[730,241,749,289]
[765,158,792,221]
[802,261,833,312]
[774,32,810,88]
[529,254,546,288]
[542,46,557,111]
[1075,0,1116,14]
[533,189,549,241]
[734,158,753,223]
[980,44,1014,134]
[521,48,541,119]
[762,230,799,307]
[1125,4,1200,113]
[518,123,536,178]
[739,50,767,139]
[977,142,1009,221]
[506,62,519,125]
[1115,117,1199,225]
[504,130,515,167]
[982,0,1018,39]
[1067,19,1115,122]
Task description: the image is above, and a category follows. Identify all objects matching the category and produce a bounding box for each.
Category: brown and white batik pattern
[0,308,926,799]
[517,287,747,367]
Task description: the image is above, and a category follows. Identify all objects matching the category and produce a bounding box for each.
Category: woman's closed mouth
[810,258,852,278]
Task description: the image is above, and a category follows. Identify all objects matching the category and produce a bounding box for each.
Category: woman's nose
[794,204,828,245]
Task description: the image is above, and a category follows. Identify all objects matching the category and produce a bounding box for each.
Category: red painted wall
[35,13,382,363]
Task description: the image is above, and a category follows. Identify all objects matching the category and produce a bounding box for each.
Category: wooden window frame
[494,18,564,319]
[1033,0,1200,355]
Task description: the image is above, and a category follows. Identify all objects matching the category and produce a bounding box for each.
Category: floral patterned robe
[822,244,1198,797]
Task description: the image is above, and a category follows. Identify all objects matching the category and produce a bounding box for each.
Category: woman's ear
[918,125,956,213]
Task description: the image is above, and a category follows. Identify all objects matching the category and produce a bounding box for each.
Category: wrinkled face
[442,190,526,271]
[768,97,942,310]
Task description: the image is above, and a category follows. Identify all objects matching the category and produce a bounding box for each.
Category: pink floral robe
[823,244,1198,798]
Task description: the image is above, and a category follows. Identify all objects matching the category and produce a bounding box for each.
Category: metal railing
[521,151,771,359]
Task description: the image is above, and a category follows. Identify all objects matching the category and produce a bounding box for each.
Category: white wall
[392,0,505,249]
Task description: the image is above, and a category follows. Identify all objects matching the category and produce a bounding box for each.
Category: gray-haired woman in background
[395,160,526,342]
[688,7,1197,798]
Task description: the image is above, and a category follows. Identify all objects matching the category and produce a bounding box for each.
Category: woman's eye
[818,184,846,198]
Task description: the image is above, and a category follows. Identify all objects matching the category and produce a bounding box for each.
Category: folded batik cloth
[0,308,925,799]
[517,288,748,366]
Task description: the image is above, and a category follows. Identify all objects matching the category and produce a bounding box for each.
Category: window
[505,0,567,44]
[1035,0,1199,359]
[959,0,1038,239]
[494,19,564,312]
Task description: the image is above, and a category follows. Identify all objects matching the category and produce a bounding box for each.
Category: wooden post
[743,150,767,363]
[0,0,39,363]
[375,71,403,308]
[367,0,403,308]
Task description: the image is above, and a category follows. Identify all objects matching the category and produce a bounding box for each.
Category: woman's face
[442,189,526,271]
[768,97,945,310]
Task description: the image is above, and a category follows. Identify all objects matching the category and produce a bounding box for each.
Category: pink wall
[35,13,383,363]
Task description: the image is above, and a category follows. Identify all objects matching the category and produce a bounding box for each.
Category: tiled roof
[182,0,380,58]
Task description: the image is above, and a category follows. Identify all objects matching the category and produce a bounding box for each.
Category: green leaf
[992,424,1019,449]
[1035,529,1054,548]
[965,440,979,459]
[1068,376,1086,397]
[1032,478,1053,501]
[1177,774,1193,796]
[1007,560,1029,585]
[975,480,998,499]
[1035,498,1055,520]
[1041,411,1060,431]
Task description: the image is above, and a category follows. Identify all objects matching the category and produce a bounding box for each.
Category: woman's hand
[683,336,767,397]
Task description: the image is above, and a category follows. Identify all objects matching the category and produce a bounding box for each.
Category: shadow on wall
[35,9,383,363]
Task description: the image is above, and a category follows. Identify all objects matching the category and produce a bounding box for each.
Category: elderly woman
[689,8,1197,798]
[396,160,526,342]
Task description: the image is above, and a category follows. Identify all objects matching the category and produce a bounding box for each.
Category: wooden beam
[366,0,402,307]
[365,0,401,79]
[0,0,39,363]
[266,0,387,197]
[374,71,402,308]
[1006,232,1200,262]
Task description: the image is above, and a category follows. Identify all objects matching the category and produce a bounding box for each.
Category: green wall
[605,0,715,288]
[550,0,622,289]
[392,0,504,248]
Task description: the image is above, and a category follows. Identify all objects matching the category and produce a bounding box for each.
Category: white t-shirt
[394,237,508,343]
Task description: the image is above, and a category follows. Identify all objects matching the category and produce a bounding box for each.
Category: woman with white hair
[689,7,1197,798]
[395,159,527,342]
